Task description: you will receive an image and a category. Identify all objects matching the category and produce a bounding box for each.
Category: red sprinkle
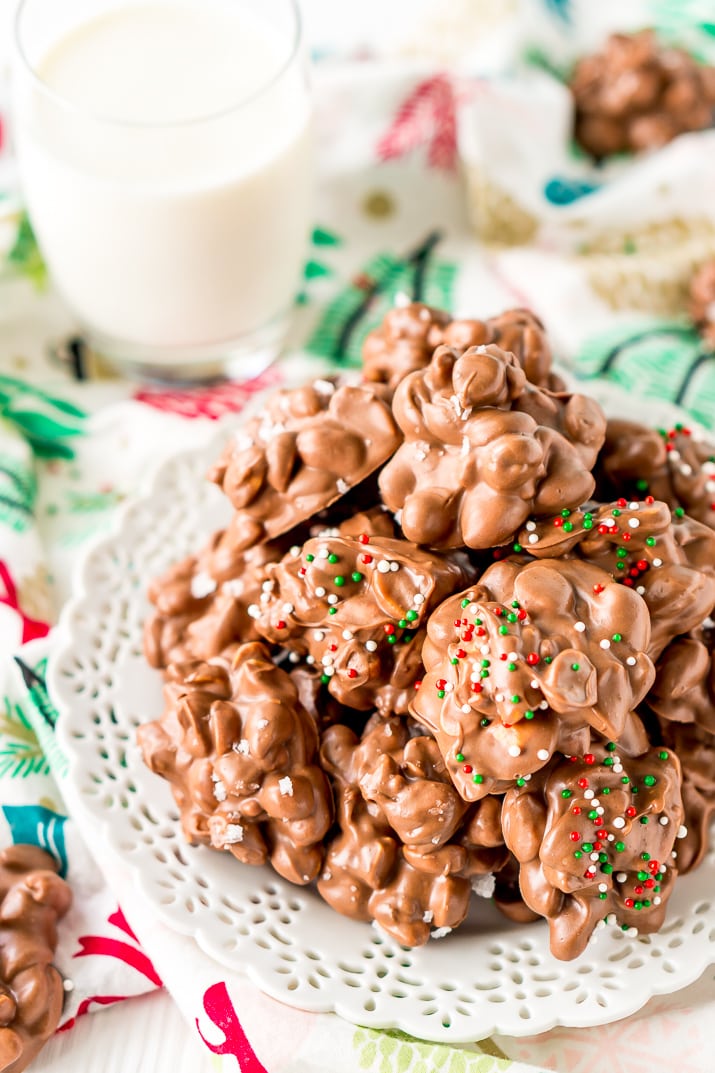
[626,806,637,818]
[359,534,370,544]
[583,753,595,765]
[362,554,373,564]
[593,583,605,594]
[472,683,483,693]
[527,653,540,666]
[623,578,634,587]
[645,496,654,504]
[414,680,422,690]
[637,560,649,571]
[593,841,603,851]
[347,668,357,679]
[624,898,635,909]
[570,832,580,841]
[616,498,627,508]
[517,609,527,621]
[276,620,287,630]
[554,518,563,528]
[593,816,603,827]
[463,764,473,774]
[622,532,631,542]
[644,878,656,889]
[572,806,582,815]
[577,777,589,789]
[436,679,447,689]
[384,624,395,635]
[634,885,644,895]
[456,649,467,659]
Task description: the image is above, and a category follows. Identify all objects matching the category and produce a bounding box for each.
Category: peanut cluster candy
[412,557,654,801]
[689,260,715,347]
[570,29,715,158]
[254,533,474,714]
[649,621,715,734]
[502,745,684,960]
[656,721,715,873]
[378,344,605,549]
[597,419,715,532]
[516,498,715,658]
[144,534,284,670]
[208,381,400,551]
[317,714,506,946]
[0,844,72,1073]
[362,303,559,391]
[137,643,333,885]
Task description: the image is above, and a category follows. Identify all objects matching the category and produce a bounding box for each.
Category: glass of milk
[12,0,312,380]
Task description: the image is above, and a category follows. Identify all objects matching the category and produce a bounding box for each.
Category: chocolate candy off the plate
[0,844,72,1073]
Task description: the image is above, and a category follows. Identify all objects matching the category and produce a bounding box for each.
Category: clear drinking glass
[12,0,312,380]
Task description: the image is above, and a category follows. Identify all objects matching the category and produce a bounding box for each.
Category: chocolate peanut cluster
[0,845,72,1073]
[570,29,715,159]
[140,299,715,960]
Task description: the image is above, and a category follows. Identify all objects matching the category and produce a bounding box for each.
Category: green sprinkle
[643,775,656,787]
[563,522,574,532]
[461,599,470,608]
[617,548,627,558]
[387,635,397,645]
[643,899,651,908]
[561,509,571,518]
[516,778,526,787]
[588,810,598,820]
[637,871,648,882]
[320,674,330,684]
[513,543,522,553]
[612,633,622,642]
[561,789,572,798]
[329,607,337,615]
[606,742,617,751]
[511,601,520,608]
[328,553,339,564]
[603,757,614,767]
[455,752,465,762]
[481,659,490,667]
[601,863,613,875]
[351,571,363,583]
[646,537,656,547]
[641,853,651,861]
[621,776,630,784]
[599,852,608,863]
[437,689,445,698]
[480,718,490,727]
[473,773,484,784]
[675,507,685,518]
[398,619,408,628]
[474,618,482,626]
[583,519,593,530]
[403,632,413,643]
[658,750,669,761]
[574,851,583,859]
[599,892,608,900]
[602,787,611,795]
[636,479,649,491]
[640,816,649,824]
[508,662,517,671]
[499,625,509,635]
[613,509,621,517]
[406,610,418,622]
[582,843,594,853]
[510,695,520,704]
[571,663,580,672]
[507,613,518,623]
[544,656,553,664]
[615,841,626,852]
[306,554,315,562]
[334,575,345,587]
[524,710,535,720]
[480,670,489,679]
[450,657,458,665]
[616,562,626,570]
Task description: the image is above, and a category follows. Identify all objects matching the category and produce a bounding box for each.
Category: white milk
[14,0,312,354]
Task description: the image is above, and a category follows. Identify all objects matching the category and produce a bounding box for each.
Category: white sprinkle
[539,701,548,710]
[282,602,294,615]
[612,816,626,829]
[525,521,536,532]
[590,852,600,862]
[584,789,595,800]
[290,545,300,555]
[315,586,326,598]
[336,478,350,494]
[628,518,640,529]
[414,594,425,605]
[660,816,669,825]
[279,776,294,796]
[624,927,638,938]
[247,604,260,619]
[530,679,539,689]
[508,652,518,661]
[262,580,275,592]
[613,764,623,774]
[596,807,604,815]
[288,652,300,664]
[601,517,614,526]
[321,655,333,667]
[365,640,377,653]
[223,823,244,844]
[495,692,505,703]
[313,378,335,395]
[63,978,74,992]
[324,666,335,677]
[260,592,271,605]
[257,719,268,729]
[626,656,637,666]
[600,639,611,649]
[508,745,521,758]
[314,630,324,642]
[628,502,639,510]
[680,463,693,476]
[212,778,227,802]
[653,558,663,567]
[415,449,427,462]
[306,655,315,665]
[234,739,250,756]
[377,560,390,574]
[653,896,661,906]
[191,571,217,599]
[480,644,490,656]
[677,825,688,839]
[537,749,549,761]
[528,534,539,544]
[431,927,452,939]
[669,449,681,461]
[574,621,586,633]
[616,872,627,883]
[389,561,400,573]
[319,547,330,559]
[471,873,496,899]
[342,629,354,640]
[461,704,471,714]
[327,594,338,604]
[598,883,608,893]
[423,910,434,923]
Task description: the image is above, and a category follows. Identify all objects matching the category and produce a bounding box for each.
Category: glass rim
[13,0,303,129]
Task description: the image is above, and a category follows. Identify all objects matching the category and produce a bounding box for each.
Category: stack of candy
[138,303,715,961]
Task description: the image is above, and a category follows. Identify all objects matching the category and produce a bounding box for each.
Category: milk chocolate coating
[0,844,72,1073]
[657,721,715,873]
[254,533,474,714]
[412,557,654,801]
[570,30,715,159]
[596,419,715,532]
[317,715,506,946]
[378,344,605,549]
[137,643,333,885]
[649,622,715,734]
[690,260,715,347]
[208,381,401,551]
[517,498,715,659]
[362,303,561,391]
[502,745,684,960]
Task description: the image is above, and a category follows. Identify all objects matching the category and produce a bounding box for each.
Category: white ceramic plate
[49,380,715,1043]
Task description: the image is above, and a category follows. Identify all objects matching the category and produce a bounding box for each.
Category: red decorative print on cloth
[58,995,128,1033]
[196,982,269,1073]
[133,366,283,420]
[0,560,50,644]
[376,74,457,171]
